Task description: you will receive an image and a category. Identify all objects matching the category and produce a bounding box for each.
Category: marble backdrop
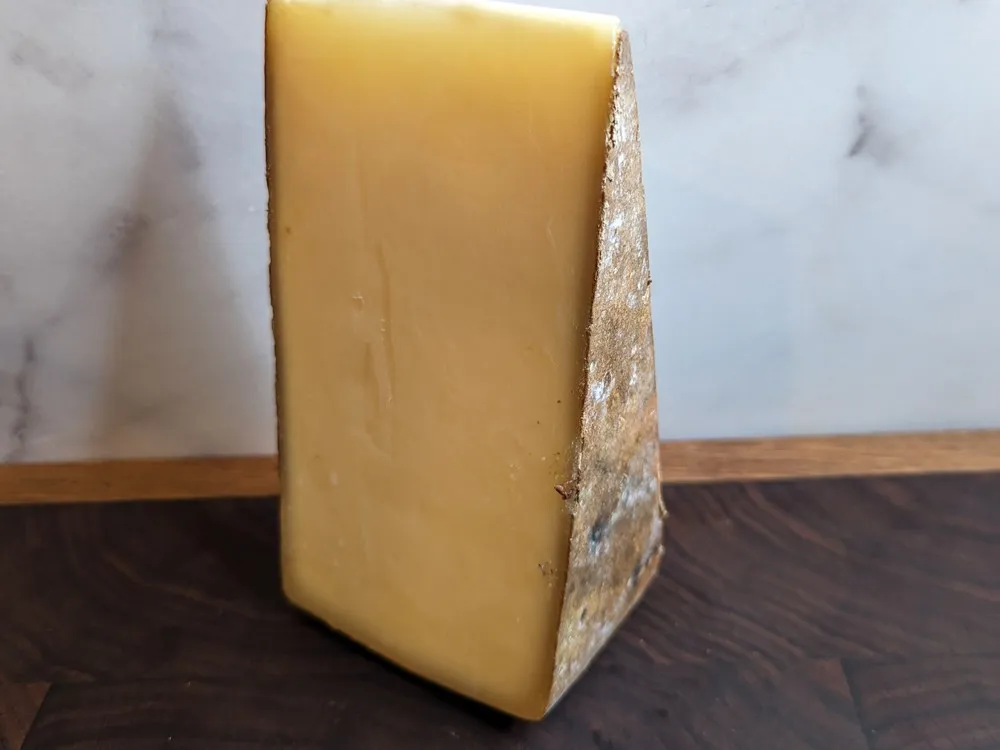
[2,0,999,463]
[1,0,273,461]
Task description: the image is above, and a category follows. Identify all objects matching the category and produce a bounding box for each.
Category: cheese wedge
[265,0,665,720]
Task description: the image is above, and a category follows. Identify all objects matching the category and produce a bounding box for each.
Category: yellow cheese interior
[267,0,619,719]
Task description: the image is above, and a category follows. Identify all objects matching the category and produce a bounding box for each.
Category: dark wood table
[4,474,1000,749]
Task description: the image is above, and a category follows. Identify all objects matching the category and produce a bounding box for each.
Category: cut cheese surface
[266,0,664,721]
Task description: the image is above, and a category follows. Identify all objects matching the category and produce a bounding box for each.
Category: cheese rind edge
[547,30,666,713]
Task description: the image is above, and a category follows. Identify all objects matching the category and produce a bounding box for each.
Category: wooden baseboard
[2,430,1000,505]
[659,429,1000,484]
[0,456,279,505]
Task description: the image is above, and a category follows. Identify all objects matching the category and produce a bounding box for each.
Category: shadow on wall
[97,84,267,459]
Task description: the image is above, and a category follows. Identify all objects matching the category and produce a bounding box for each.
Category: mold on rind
[547,29,666,713]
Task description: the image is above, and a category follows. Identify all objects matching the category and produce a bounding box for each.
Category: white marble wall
[1,0,273,461]
[2,0,1000,463]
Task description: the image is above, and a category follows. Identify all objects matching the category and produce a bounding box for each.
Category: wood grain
[5,474,1000,747]
[655,475,1000,666]
[846,656,1000,750]
[660,429,1000,483]
[0,456,278,505]
[5,430,1000,505]
[21,661,868,750]
[0,681,48,750]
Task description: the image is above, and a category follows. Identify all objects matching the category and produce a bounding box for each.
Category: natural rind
[548,30,666,711]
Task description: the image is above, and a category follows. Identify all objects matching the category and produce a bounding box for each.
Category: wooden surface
[5,429,1000,505]
[0,456,279,505]
[660,429,1000,483]
[5,474,1000,748]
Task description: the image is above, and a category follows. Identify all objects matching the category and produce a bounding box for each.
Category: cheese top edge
[266,0,622,34]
